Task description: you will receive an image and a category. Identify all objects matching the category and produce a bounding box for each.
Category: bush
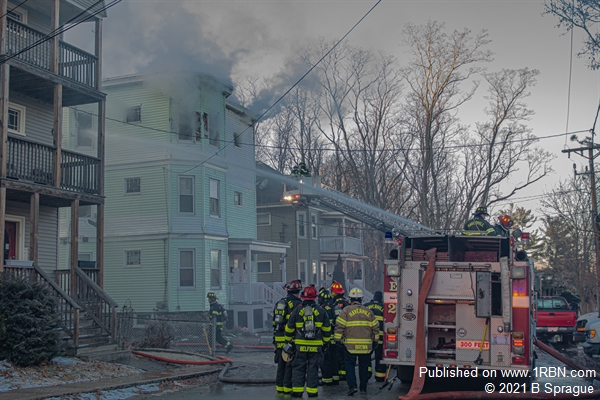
[139,319,174,349]
[0,277,61,367]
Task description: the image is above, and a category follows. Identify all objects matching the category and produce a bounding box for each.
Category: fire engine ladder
[307,186,435,236]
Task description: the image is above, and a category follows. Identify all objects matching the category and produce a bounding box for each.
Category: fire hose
[396,249,599,399]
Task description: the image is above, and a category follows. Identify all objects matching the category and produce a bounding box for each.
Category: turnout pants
[344,348,370,392]
[275,348,294,393]
[215,328,233,351]
[321,344,337,384]
[336,343,346,380]
[292,351,322,397]
[368,345,385,381]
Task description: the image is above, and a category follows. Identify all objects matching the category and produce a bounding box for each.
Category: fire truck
[382,232,535,382]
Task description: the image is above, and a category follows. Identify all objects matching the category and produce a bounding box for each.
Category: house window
[78,253,92,262]
[77,111,93,147]
[179,176,194,213]
[179,249,195,288]
[7,2,27,23]
[126,106,141,123]
[79,205,92,218]
[210,249,221,289]
[311,213,317,239]
[124,177,141,194]
[257,261,271,274]
[312,261,317,284]
[297,212,306,239]
[178,111,193,141]
[234,191,243,206]
[7,103,25,135]
[209,179,220,217]
[299,260,307,283]
[234,132,242,147]
[209,110,220,147]
[125,250,141,267]
[257,213,271,226]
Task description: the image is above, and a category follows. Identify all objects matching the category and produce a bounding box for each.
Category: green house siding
[226,185,256,239]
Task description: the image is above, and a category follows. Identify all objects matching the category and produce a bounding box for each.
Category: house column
[0,0,8,180]
[0,188,5,271]
[70,199,79,297]
[95,18,105,289]
[51,0,62,187]
[281,254,286,283]
[29,193,39,268]
[246,248,252,305]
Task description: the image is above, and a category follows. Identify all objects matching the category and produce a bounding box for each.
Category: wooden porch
[3,264,117,352]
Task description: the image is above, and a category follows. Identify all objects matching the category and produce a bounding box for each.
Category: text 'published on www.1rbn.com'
[419,366,597,396]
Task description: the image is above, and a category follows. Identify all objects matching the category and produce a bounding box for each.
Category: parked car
[573,312,599,343]
[583,318,600,356]
[536,296,577,343]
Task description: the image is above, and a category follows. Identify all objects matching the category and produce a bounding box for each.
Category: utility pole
[562,137,600,317]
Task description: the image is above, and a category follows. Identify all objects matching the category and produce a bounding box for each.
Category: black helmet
[474,206,489,216]
[373,291,383,301]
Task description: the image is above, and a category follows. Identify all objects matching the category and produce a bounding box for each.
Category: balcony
[320,236,363,256]
[6,135,100,195]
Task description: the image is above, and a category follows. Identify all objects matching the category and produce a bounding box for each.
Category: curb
[0,365,229,400]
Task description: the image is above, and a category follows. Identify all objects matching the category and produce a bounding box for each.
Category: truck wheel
[397,366,414,383]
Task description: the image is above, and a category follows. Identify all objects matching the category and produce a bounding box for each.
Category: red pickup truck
[536,296,577,344]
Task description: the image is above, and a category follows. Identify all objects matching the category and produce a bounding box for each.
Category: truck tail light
[512,356,526,364]
[590,330,596,339]
[386,328,398,349]
[512,332,524,355]
[577,327,585,332]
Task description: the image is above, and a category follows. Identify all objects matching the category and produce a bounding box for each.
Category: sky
[67,0,600,217]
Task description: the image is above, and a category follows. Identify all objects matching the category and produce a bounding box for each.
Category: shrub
[139,319,174,349]
[0,277,61,367]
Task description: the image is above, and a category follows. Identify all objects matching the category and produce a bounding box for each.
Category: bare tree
[457,68,554,224]
[400,21,493,228]
[540,176,596,312]
[545,0,600,70]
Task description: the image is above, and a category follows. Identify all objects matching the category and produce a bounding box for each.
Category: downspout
[163,166,171,311]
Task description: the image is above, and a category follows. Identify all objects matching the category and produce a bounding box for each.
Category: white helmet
[349,288,363,299]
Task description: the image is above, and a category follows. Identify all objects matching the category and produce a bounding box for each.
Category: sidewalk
[0,364,222,400]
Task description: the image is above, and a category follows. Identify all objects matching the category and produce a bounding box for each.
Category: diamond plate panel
[490,316,511,367]
[455,303,489,363]
[398,267,421,362]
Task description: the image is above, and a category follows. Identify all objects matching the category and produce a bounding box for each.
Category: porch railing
[229,282,279,305]
[6,135,100,195]
[6,19,98,88]
[3,264,81,349]
[320,236,363,255]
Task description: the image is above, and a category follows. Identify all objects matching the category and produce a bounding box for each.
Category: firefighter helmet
[301,286,318,300]
[285,280,302,292]
[318,289,332,304]
[474,206,489,216]
[207,292,217,302]
[498,214,514,228]
[348,288,363,299]
[330,281,345,295]
[373,291,383,301]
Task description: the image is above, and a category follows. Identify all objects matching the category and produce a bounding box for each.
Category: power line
[68,107,589,154]
[0,0,30,21]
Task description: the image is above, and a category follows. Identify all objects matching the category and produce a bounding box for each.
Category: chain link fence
[117,305,216,357]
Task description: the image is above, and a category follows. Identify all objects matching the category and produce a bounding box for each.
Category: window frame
[126,106,141,123]
[234,191,243,207]
[178,248,196,289]
[124,177,141,195]
[7,102,25,136]
[124,250,141,268]
[233,132,242,147]
[178,176,195,214]
[257,260,272,274]
[7,2,27,23]
[297,211,306,239]
[311,213,318,240]
[209,179,220,218]
[257,213,271,226]
[210,249,222,289]
[76,110,94,148]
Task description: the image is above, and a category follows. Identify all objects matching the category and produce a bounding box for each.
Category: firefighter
[207,292,234,354]
[330,281,349,382]
[299,162,311,177]
[365,291,385,382]
[462,206,498,236]
[334,288,378,396]
[317,288,336,386]
[284,285,331,398]
[291,165,301,177]
[273,280,303,394]
[495,214,514,237]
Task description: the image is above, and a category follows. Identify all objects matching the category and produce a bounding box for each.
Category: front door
[4,221,17,261]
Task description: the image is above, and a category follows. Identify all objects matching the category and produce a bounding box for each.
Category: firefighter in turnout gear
[462,206,497,236]
[284,286,331,398]
[334,288,378,396]
[330,281,349,382]
[365,291,385,382]
[273,280,303,394]
[317,288,336,386]
[207,292,233,353]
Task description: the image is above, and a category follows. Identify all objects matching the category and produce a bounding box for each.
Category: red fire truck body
[382,234,535,381]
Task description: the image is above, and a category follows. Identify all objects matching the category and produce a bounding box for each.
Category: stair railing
[74,267,118,341]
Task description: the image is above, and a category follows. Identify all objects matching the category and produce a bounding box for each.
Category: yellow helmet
[349,288,363,299]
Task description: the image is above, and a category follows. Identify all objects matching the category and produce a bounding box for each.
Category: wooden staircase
[4,264,121,358]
